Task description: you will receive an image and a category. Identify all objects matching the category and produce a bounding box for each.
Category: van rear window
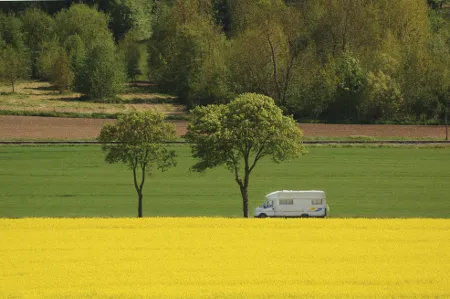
[312,199,323,205]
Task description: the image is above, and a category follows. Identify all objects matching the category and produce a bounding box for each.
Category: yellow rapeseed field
[0,218,449,299]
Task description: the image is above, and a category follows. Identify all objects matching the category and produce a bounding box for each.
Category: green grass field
[0,145,449,218]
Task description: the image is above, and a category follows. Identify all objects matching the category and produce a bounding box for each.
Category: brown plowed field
[0,116,448,140]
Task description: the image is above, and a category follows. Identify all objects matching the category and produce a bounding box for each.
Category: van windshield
[263,200,273,208]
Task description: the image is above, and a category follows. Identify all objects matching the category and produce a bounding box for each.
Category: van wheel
[301,213,309,218]
[259,213,267,218]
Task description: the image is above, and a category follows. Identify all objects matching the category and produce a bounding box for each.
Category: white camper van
[254,190,329,218]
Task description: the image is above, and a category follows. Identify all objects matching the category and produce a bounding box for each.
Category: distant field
[0,145,449,218]
[1,218,449,299]
[0,81,185,116]
[1,115,449,140]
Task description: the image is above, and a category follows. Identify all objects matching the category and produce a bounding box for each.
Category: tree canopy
[185,93,306,217]
[98,110,177,218]
[1,1,450,123]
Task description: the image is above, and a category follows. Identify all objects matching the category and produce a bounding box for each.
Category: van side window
[279,199,294,205]
[312,199,323,205]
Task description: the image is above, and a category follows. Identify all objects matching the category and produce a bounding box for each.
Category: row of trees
[0,5,126,98]
[99,93,305,218]
[149,0,450,123]
[0,1,450,123]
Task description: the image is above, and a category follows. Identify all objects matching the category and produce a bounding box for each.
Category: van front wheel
[259,213,267,218]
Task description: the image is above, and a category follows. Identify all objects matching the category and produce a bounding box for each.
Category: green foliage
[323,53,366,121]
[118,31,144,81]
[0,45,30,92]
[51,50,74,92]
[227,0,310,108]
[1,1,449,123]
[0,13,25,50]
[55,4,113,51]
[20,8,55,78]
[63,34,86,74]
[359,71,404,121]
[186,93,306,217]
[148,0,230,106]
[36,38,60,81]
[76,44,126,101]
[107,0,155,42]
[98,110,177,217]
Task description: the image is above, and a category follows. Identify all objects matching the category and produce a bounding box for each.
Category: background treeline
[0,0,449,124]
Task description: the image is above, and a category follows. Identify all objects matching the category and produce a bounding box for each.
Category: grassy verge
[302,135,448,141]
[0,145,449,218]
[0,109,188,120]
[0,80,186,116]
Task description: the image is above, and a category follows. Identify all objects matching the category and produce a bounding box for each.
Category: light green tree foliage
[149,0,230,106]
[36,38,60,81]
[108,0,154,42]
[228,0,309,108]
[63,34,86,74]
[322,53,366,121]
[51,49,74,93]
[55,4,121,97]
[286,51,339,119]
[0,14,25,50]
[185,93,306,218]
[98,111,177,218]
[359,71,404,121]
[427,28,450,138]
[55,4,113,51]
[76,43,126,101]
[118,31,143,81]
[21,8,55,79]
[0,45,30,92]
[312,0,379,60]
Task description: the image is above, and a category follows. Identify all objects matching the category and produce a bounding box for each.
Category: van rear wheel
[259,213,267,218]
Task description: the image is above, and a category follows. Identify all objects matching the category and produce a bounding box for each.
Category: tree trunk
[10,77,14,93]
[240,185,249,218]
[240,170,251,218]
[445,110,448,141]
[138,192,143,218]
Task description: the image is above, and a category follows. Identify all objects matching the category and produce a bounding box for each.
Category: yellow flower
[0,218,448,299]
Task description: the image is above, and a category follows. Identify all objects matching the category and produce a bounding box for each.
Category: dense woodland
[0,0,450,123]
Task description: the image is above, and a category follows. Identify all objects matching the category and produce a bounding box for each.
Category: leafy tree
[106,0,155,42]
[323,53,366,121]
[118,31,143,81]
[358,71,404,121]
[228,0,309,108]
[0,45,30,92]
[149,0,230,106]
[55,4,113,51]
[51,49,74,92]
[0,14,25,50]
[427,33,450,139]
[36,38,60,81]
[63,34,86,74]
[21,8,55,78]
[76,44,126,101]
[98,111,177,218]
[185,93,306,218]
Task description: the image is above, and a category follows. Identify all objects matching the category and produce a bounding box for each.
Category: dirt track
[0,116,448,140]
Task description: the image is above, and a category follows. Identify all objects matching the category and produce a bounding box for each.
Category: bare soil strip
[0,116,448,140]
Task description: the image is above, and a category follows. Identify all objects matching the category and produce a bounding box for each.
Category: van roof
[265,190,325,200]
